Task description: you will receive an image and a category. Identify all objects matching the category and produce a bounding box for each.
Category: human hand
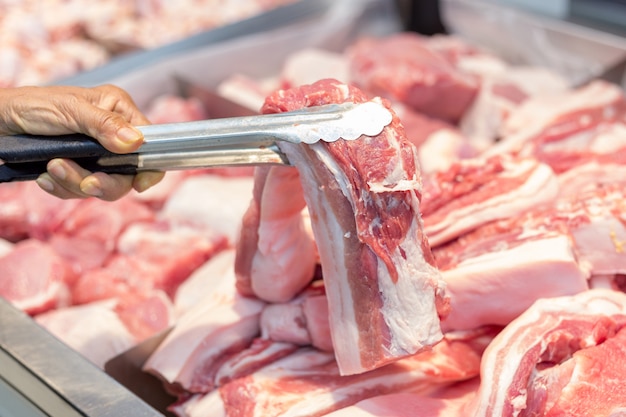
[0,84,165,200]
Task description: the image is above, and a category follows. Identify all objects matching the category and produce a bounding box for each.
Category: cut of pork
[259,78,448,375]
[467,289,626,416]
[172,333,489,417]
[346,33,479,123]
[143,254,266,394]
[485,80,626,162]
[234,166,317,303]
[0,239,74,315]
[421,154,559,247]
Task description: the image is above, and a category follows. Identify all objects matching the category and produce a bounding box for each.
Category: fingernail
[117,127,142,145]
[81,180,103,197]
[36,176,55,192]
[48,160,66,180]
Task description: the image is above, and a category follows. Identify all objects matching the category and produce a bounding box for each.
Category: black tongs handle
[0,133,112,163]
[0,155,140,182]
[0,134,140,183]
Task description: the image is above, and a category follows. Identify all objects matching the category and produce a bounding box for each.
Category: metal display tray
[0,297,163,417]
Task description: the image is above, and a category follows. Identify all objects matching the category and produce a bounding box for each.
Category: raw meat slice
[467,289,626,417]
[234,166,317,302]
[439,235,588,331]
[212,339,298,387]
[459,66,569,147]
[346,33,479,123]
[57,196,155,252]
[113,289,175,342]
[322,378,479,417]
[261,78,448,375]
[35,300,136,369]
[0,239,74,315]
[421,154,559,247]
[116,219,228,297]
[556,161,626,199]
[259,280,331,351]
[0,182,81,241]
[143,288,266,394]
[485,80,626,160]
[173,333,489,417]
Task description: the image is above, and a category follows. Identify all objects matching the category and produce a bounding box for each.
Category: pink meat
[421,155,559,247]
[113,289,175,342]
[486,80,626,163]
[260,78,448,375]
[0,239,74,315]
[115,219,228,297]
[346,33,479,123]
[259,281,332,351]
[57,196,155,252]
[143,273,266,394]
[173,333,489,417]
[144,94,208,123]
[0,182,81,241]
[459,67,569,147]
[322,378,479,417]
[234,166,317,302]
[467,289,626,417]
[392,103,478,174]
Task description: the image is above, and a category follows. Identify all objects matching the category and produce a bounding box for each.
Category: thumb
[76,105,144,154]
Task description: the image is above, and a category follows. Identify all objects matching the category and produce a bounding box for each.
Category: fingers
[36,159,134,201]
[133,171,166,193]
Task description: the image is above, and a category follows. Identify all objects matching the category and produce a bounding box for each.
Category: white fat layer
[293,143,361,373]
[144,297,264,383]
[472,288,626,416]
[425,161,559,246]
[379,216,444,355]
[184,391,226,417]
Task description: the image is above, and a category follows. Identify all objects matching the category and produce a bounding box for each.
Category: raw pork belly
[346,33,479,123]
[173,333,489,417]
[421,154,559,247]
[467,289,626,416]
[485,80,626,172]
[256,78,448,375]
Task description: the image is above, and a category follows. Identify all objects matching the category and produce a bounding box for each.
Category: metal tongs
[0,102,393,182]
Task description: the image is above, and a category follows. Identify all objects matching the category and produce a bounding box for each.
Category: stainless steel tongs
[0,101,393,182]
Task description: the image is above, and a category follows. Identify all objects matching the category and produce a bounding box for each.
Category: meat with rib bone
[466,289,626,416]
[421,154,559,247]
[172,331,490,417]
[258,78,448,375]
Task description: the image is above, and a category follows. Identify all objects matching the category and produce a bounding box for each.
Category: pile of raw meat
[2,31,626,417]
[0,0,295,87]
